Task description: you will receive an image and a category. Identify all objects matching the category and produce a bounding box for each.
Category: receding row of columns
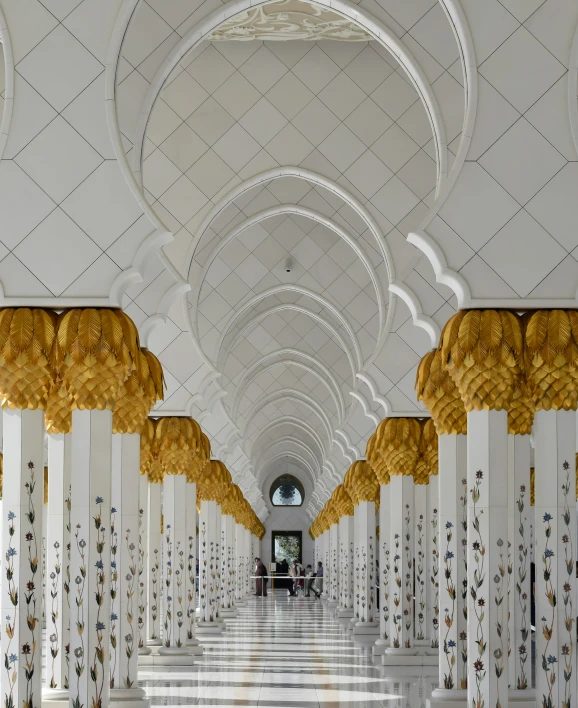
[0,308,264,708]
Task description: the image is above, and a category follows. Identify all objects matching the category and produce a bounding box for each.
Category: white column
[44,433,72,698]
[507,434,532,695]
[414,483,428,644]
[109,433,147,703]
[220,513,237,617]
[430,433,468,702]
[1,409,45,708]
[198,500,224,633]
[353,501,378,636]
[385,475,416,654]
[374,483,390,654]
[69,409,113,708]
[244,527,251,597]
[467,410,509,708]
[158,474,195,661]
[235,522,246,606]
[137,474,150,656]
[147,482,161,646]
[337,514,354,618]
[328,522,339,608]
[427,476,440,655]
[185,481,202,653]
[534,410,576,708]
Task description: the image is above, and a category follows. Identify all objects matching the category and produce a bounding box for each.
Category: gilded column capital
[113,349,165,434]
[222,483,243,516]
[416,348,467,434]
[0,307,57,410]
[332,484,354,517]
[51,308,139,412]
[376,417,421,477]
[343,460,379,504]
[198,459,232,504]
[441,309,523,412]
[155,416,204,478]
[524,309,578,411]
[507,376,533,435]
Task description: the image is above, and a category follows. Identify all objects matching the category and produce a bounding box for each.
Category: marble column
[414,481,428,644]
[466,410,509,708]
[219,512,237,617]
[427,473,440,653]
[507,434,532,696]
[158,473,196,662]
[353,501,378,636]
[185,481,202,653]
[430,433,468,703]
[69,409,114,708]
[373,482,390,654]
[337,514,354,618]
[328,522,339,608]
[147,481,162,646]
[385,474,416,655]
[534,410,577,708]
[244,527,251,598]
[198,500,224,633]
[44,433,72,700]
[137,474,150,656]
[1,409,45,708]
[109,433,148,704]
[235,522,246,606]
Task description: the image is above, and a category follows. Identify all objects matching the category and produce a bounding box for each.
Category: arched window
[270,474,304,506]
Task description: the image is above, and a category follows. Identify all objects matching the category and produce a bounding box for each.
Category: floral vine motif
[369,538,375,621]
[392,533,402,647]
[442,521,456,689]
[5,509,18,708]
[72,524,87,708]
[416,513,425,641]
[470,471,486,708]
[150,548,159,639]
[220,531,226,608]
[382,540,390,641]
[91,497,106,708]
[109,507,118,689]
[175,542,185,646]
[164,525,173,646]
[124,529,137,688]
[64,486,71,689]
[209,536,216,621]
[515,485,529,690]
[403,504,412,648]
[459,478,468,689]
[561,461,574,708]
[354,544,360,619]
[360,546,367,621]
[430,508,439,649]
[541,508,556,708]
[200,523,207,617]
[494,538,506,707]
[22,462,39,708]
[49,540,62,687]
[138,508,145,650]
[187,535,195,640]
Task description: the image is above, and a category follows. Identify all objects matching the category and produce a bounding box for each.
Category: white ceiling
[0,0,576,519]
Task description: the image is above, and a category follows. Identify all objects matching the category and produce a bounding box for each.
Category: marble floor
[139,592,438,707]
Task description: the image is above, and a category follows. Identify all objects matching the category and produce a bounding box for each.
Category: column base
[143,645,197,665]
[110,688,151,708]
[348,617,357,629]
[186,637,204,655]
[382,647,438,667]
[219,607,238,617]
[42,688,69,708]
[372,639,388,655]
[147,638,162,646]
[352,621,379,636]
[235,599,246,606]
[138,646,152,656]
[196,622,225,635]
[427,689,535,708]
[336,607,354,618]
[327,600,339,609]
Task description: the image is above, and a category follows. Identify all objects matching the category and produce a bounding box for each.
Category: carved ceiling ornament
[207,0,372,41]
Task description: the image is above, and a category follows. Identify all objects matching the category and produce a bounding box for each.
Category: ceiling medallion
[208,0,372,41]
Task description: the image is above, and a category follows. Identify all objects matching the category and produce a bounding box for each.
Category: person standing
[304,565,315,597]
[255,557,268,597]
[313,561,324,599]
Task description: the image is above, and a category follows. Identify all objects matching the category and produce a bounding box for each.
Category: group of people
[254,558,324,598]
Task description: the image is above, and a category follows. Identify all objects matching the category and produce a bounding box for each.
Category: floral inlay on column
[200,522,207,619]
[459,477,468,689]
[442,520,456,689]
[382,539,389,642]
[515,484,529,690]
[123,529,137,687]
[150,549,159,640]
[392,533,401,647]
[416,513,425,641]
[494,537,507,707]
[22,462,39,708]
[560,460,574,708]
[430,508,439,649]
[403,504,412,646]
[49,539,62,688]
[470,471,486,708]
[175,542,184,647]
[72,524,87,708]
[138,508,145,651]
[187,536,195,640]
[109,507,118,689]
[5,509,18,708]
[164,525,173,647]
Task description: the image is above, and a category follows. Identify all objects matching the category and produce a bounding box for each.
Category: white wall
[261,464,314,567]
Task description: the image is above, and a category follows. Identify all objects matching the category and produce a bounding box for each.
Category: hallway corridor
[138,595,436,707]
